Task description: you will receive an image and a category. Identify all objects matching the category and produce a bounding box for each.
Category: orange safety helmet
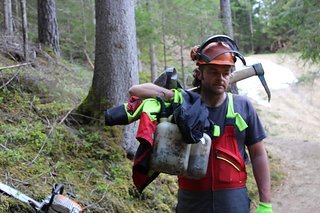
[190,41,235,66]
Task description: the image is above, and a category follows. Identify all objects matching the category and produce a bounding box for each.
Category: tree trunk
[146,0,158,82]
[77,0,139,155]
[80,0,94,69]
[220,0,234,38]
[179,31,186,88]
[20,0,28,62]
[149,42,158,82]
[247,0,254,53]
[220,0,238,93]
[161,12,167,69]
[37,0,60,56]
[12,0,19,32]
[3,0,13,34]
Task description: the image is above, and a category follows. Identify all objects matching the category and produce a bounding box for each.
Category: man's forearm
[128,83,174,101]
[249,142,271,203]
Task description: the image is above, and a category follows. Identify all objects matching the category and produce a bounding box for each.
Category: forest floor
[243,53,320,213]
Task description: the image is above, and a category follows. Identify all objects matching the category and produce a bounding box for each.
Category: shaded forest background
[2,0,320,71]
[0,0,319,212]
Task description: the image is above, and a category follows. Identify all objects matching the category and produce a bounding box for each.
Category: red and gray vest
[178,93,248,191]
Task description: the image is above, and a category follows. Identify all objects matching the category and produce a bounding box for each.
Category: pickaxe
[230,63,271,102]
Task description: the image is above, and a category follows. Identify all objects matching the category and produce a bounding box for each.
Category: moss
[0,197,32,213]
[75,87,111,124]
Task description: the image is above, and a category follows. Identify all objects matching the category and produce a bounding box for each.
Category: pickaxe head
[153,67,182,89]
[252,63,271,102]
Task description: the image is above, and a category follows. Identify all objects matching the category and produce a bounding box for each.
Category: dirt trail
[247,54,320,213]
[267,137,320,213]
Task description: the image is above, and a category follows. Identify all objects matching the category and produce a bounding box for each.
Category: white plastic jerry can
[150,116,191,175]
[183,133,212,179]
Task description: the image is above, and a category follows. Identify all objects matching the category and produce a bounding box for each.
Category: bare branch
[29,126,55,165]
[0,144,8,150]
[84,49,94,70]
[82,191,107,210]
[58,108,74,125]
[0,69,20,89]
[0,62,31,71]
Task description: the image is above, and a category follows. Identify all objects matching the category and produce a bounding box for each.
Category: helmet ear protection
[191,35,246,66]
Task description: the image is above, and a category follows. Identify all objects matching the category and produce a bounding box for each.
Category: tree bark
[220,0,234,38]
[161,11,167,69]
[247,0,254,53]
[220,0,238,93]
[179,31,186,88]
[77,0,139,155]
[146,0,158,82]
[20,0,28,62]
[149,43,158,82]
[37,0,60,56]
[3,0,14,34]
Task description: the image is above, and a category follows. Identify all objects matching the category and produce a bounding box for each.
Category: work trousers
[176,187,250,213]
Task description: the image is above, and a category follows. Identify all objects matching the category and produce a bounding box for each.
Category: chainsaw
[0,182,83,213]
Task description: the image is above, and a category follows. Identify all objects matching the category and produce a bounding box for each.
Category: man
[129,35,272,213]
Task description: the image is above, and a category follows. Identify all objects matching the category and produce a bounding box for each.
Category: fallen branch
[82,191,106,211]
[58,108,74,125]
[29,108,75,164]
[84,49,94,70]
[70,112,101,121]
[29,126,55,165]
[0,62,31,71]
[0,144,8,150]
[1,174,31,186]
[0,69,21,89]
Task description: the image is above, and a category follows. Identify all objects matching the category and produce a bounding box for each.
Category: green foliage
[19,0,320,77]
[257,0,320,62]
[135,0,223,78]
[55,0,95,62]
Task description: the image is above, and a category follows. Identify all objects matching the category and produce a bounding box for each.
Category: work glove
[256,201,273,213]
[104,96,143,125]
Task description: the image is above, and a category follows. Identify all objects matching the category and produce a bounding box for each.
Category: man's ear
[195,68,202,80]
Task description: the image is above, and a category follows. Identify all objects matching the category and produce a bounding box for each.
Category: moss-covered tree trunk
[76,0,139,155]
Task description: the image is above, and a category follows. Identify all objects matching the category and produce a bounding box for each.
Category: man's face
[198,64,232,95]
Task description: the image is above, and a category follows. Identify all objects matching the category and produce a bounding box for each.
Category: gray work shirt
[176,94,266,213]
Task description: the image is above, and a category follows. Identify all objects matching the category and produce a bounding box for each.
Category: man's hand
[256,201,273,213]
